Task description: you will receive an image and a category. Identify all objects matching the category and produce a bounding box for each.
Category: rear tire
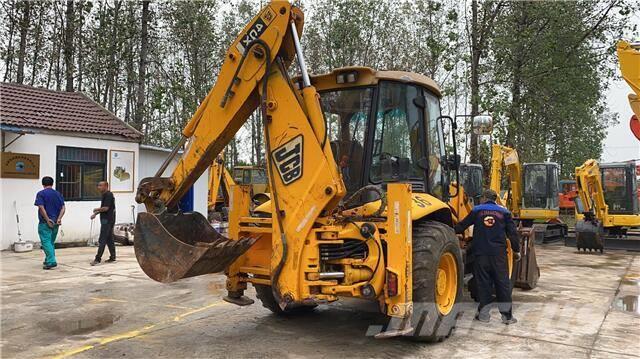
[410,221,463,342]
[254,284,316,315]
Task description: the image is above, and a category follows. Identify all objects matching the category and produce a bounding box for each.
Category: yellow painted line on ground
[90,296,128,303]
[98,324,157,345]
[51,345,95,359]
[50,301,226,358]
[163,304,193,310]
[173,301,228,322]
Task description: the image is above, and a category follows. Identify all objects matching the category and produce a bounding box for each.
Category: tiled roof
[0,82,142,141]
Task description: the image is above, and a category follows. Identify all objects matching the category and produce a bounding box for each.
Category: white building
[0,83,207,250]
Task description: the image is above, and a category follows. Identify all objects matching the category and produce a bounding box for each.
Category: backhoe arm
[575,159,608,220]
[489,144,522,214]
[133,1,346,288]
[136,2,303,212]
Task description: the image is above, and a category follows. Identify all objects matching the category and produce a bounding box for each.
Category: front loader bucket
[134,211,257,283]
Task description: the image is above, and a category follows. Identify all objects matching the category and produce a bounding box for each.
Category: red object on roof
[0,82,142,141]
[631,114,640,141]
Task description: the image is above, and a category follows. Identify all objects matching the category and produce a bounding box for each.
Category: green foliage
[486,0,631,177]
[0,0,634,168]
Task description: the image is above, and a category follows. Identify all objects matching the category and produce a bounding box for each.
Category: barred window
[56,146,107,201]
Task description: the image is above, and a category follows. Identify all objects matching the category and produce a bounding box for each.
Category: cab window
[370,82,425,183]
[320,87,372,192]
[424,91,445,198]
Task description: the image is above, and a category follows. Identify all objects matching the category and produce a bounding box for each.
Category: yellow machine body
[489,144,560,221]
[575,159,640,228]
[134,1,464,341]
[617,40,640,121]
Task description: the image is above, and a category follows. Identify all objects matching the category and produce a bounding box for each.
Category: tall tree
[63,0,75,91]
[134,0,150,131]
[15,0,30,84]
[468,0,503,163]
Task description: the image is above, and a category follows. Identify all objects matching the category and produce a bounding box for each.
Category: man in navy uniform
[455,189,520,324]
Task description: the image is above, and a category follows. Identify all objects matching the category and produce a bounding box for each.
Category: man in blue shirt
[34,176,66,270]
[455,189,520,324]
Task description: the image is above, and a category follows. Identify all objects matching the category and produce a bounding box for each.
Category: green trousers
[38,223,59,266]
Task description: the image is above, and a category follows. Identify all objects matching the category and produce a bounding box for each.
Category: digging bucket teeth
[575,220,604,252]
[134,211,257,283]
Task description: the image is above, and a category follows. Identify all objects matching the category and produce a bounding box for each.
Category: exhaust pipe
[134,211,257,283]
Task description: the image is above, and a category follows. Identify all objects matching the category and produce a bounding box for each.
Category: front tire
[410,221,463,342]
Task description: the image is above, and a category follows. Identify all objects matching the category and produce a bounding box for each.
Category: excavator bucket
[134,211,257,283]
[575,220,604,252]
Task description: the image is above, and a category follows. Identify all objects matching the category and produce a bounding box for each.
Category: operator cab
[600,161,639,215]
[308,67,457,202]
[521,162,560,210]
[460,163,484,205]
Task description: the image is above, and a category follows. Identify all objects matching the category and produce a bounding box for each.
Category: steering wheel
[379,152,399,162]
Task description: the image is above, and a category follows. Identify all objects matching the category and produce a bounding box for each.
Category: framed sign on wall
[1,152,40,179]
[109,149,135,193]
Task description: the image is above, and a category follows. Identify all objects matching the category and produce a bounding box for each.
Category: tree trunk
[29,3,46,86]
[76,1,84,92]
[134,0,150,131]
[63,0,75,91]
[105,0,121,111]
[469,0,481,163]
[3,0,17,82]
[16,0,31,84]
[507,3,526,147]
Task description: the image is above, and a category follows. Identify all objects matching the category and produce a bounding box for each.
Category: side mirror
[472,115,493,135]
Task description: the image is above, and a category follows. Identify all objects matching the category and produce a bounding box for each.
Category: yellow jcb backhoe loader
[617,40,640,140]
[134,1,469,341]
[574,159,640,252]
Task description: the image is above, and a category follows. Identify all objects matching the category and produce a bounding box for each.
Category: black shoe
[502,316,517,325]
[43,265,55,270]
[90,260,101,266]
[105,258,116,263]
[474,314,490,323]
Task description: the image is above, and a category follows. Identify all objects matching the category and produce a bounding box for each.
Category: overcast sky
[602,12,640,162]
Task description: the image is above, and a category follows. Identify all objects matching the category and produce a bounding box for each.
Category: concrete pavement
[1,244,638,358]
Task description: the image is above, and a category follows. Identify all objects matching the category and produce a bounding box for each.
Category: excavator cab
[601,162,639,215]
[574,159,640,251]
[459,163,484,205]
[521,162,561,215]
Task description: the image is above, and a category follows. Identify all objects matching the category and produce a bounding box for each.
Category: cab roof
[308,66,442,97]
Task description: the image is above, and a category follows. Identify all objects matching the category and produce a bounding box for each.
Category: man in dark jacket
[90,181,116,265]
[455,189,520,324]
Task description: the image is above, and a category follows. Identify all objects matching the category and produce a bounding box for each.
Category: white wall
[138,148,208,217]
[1,132,139,249]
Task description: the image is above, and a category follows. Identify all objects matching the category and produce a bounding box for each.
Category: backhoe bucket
[134,211,257,283]
[575,220,604,252]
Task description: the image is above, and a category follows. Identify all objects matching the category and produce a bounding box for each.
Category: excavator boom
[489,144,522,215]
[617,40,640,140]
